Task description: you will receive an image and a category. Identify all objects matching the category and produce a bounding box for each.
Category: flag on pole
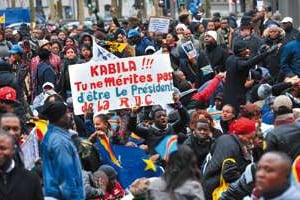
[92,38,119,62]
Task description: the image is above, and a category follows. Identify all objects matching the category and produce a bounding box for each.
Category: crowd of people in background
[1,5,300,200]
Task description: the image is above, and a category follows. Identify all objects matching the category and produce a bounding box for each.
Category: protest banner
[21,128,40,170]
[148,17,170,33]
[69,54,174,115]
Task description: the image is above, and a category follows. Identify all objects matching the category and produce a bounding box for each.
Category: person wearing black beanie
[40,101,85,199]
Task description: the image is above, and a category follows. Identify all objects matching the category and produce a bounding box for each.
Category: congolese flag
[155,135,178,161]
[95,135,163,188]
[291,155,300,185]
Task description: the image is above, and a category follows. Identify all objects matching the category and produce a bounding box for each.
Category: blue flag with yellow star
[112,145,163,188]
[96,139,164,188]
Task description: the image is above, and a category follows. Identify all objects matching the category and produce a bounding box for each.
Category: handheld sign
[182,41,197,59]
[69,54,174,115]
[148,17,170,34]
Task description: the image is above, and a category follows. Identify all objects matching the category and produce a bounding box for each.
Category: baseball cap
[39,39,52,48]
[281,17,293,24]
[127,29,139,39]
[273,95,293,112]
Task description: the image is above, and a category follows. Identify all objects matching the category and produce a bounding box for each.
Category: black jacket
[266,120,300,160]
[0,67,23,101]
[202,135,251,200]
[128,105,189,154]
[205,44,229,73]
[224,52,266,112]
[0,162,43,200]
[184,135,214,167]
[221,163,256,200]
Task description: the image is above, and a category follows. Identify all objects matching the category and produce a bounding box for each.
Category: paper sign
[182,41,197,58]
[21,128,40,170]
[148,17,170,33]
[69,54,175,115]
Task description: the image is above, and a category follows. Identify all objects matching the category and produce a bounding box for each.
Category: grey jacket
[148,177,205,200]
[259,184,300,200]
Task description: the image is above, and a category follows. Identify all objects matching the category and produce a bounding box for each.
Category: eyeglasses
[2,126,20,132]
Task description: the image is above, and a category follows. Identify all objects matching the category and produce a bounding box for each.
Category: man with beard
[0,132,43,200]
[41,101,84,200]
[204,30,229,73]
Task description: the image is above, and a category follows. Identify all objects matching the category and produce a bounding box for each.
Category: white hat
[281,17,293,24]
[42,82,54,89]
[176,23,187,31]
[205,31,217,41]
[145,46,156,53]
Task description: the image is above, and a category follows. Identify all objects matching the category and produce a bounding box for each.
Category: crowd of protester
[1,5,300,200]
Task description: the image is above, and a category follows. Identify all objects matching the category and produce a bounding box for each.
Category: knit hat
[9,44,23,54]
[273,95,293,112]
[176,23,187,31]
[41,101,67,123]
[99,165,117,180]
[233,40,248,54]
[0,86,18,103]
[240,16,252,28]
[257,84,272,99]
[205,31,217,41]
[229,117,256,135]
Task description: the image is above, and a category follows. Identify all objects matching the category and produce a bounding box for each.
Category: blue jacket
[280,40,300,76]
[41,124,85,200]
[135,36,154,56]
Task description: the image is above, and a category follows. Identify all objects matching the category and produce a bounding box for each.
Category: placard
[69,54,174,115]
[148,17,170,33]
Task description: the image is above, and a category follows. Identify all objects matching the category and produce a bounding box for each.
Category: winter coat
[261,33,285,79]
[221,163,256,200]
[179,49,209,88]
[58,57,83,99]
[127,105,189,154]
[266,114,300,160]
[41,124,84,200]
[280,39,300,77]
[258,184,300,200]
[184,135,214,167]
[284,27,300,44]
[202,134,252,200]
[0,66,23,100]
[34,61,56,96]
[232,33,262,57]
[224,52,267,112]
[148,177,205,200]
[204,43,229,72]
[0,161,43,200]
[135,36,155,56]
